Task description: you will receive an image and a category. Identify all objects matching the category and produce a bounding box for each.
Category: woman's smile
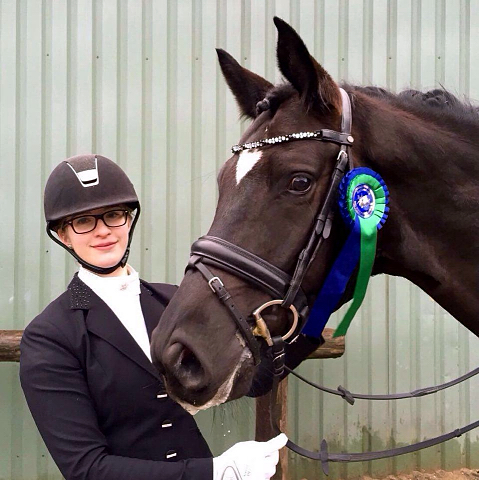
[92,241,118,250]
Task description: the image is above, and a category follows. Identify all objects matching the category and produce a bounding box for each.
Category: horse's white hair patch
[174,348,252,414]
[236,149,263,184]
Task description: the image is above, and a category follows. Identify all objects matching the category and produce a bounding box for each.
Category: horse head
[151,17,357,411]
[151,17,479,412]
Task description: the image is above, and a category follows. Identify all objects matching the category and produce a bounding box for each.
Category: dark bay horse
[151,17,479,413]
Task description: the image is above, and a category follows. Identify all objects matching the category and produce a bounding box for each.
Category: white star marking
[236,149,263,185]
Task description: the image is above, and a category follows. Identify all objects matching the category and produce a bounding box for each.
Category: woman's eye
[105,211,121,220]
[75,216,92,225]
[288,175,312,193]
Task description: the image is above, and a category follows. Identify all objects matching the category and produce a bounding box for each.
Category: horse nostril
[177,345,202,376]
[166,342,208,390]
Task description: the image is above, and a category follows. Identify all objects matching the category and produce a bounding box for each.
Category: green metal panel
[1,1,478,479]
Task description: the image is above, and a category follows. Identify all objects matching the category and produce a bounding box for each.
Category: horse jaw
[170,345,252,415]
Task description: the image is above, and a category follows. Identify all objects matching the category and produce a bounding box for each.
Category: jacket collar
[68,274,163,380]
[139,280,167,339]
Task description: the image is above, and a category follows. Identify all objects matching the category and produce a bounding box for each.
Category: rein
[269,356,479,474]
[285,364,479,404]
[187,88,479,472]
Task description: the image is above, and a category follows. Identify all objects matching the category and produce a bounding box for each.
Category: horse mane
[346,84,479,135]
[265,83,478,122]
[259,82,479,145]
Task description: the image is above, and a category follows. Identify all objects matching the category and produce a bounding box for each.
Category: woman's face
[58,205,131,276]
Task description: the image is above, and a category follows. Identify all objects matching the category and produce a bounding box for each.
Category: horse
[150,17,479,414]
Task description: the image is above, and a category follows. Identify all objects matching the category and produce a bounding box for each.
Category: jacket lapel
[69,275,161,380]
[140,281,168,339]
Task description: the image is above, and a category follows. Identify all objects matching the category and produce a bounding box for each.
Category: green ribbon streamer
[333,221,377,337]
[333,172,388,338]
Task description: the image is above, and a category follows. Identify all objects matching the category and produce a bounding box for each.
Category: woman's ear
[57,227,72,248]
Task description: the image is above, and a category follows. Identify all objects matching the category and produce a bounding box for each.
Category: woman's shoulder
[36,288,72,317]
[139,280,178,304]
[24,276,88,338]
[25,290,73,332]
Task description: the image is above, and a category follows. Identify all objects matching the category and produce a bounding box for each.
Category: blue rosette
[302,167,389,339]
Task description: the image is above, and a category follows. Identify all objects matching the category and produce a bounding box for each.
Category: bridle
[186,88,479,473]
[188,88,354,363]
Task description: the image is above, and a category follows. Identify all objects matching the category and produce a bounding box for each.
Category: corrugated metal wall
[1,1,478,479]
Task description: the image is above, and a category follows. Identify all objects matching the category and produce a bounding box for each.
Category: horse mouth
[165,348,253,414]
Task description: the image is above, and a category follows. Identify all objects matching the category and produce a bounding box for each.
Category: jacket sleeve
[19,317,213,480]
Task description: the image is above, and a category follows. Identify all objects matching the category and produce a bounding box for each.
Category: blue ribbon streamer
[302,216,361,339]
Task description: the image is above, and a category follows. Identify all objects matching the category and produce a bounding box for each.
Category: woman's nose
[94,218,111,235]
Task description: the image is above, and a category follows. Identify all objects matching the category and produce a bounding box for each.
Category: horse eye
[288,175,312,193]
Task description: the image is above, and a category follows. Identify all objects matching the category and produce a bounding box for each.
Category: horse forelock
[259,83,297,115]
[229,83,343,187]
[228,85,297,186]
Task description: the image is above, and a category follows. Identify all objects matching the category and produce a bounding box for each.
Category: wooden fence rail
[0,328,343,363]
[0,330,22,362]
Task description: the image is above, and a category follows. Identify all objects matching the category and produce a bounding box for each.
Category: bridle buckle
[208,276,224,292]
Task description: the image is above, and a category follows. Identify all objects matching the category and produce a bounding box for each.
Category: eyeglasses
[65,210,130,234]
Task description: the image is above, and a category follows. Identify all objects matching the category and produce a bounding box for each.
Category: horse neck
[351,92,479,335]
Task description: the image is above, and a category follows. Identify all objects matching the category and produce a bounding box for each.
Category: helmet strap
[46,204,141,276]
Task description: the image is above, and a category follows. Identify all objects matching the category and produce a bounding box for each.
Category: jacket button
[165,450,177,459]
[161,419,173,428]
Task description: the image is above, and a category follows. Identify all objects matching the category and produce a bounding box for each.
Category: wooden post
[255,378,290,479]
[255,328,345,480]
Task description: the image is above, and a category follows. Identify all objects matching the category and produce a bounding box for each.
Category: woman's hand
[213,433,288,480]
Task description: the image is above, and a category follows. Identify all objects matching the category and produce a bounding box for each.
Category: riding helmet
[44,154,141,274]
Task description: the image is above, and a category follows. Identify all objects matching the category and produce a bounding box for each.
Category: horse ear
[216,48,274,119]
[273,17,341,113]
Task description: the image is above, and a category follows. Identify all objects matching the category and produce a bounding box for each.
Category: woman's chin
[85,254,124,270]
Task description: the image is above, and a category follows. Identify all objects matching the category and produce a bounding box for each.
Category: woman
[20,154,287,480]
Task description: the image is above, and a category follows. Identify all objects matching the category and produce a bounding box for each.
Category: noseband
[187,88,353,364]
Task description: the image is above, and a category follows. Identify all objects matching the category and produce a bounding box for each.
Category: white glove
[213,433,288,480]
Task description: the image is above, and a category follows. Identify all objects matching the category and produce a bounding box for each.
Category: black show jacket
[20,274,213,480]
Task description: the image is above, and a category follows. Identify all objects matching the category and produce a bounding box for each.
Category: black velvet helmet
[44,154,141,274]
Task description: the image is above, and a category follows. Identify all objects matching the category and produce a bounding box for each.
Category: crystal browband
[232,130,354,153]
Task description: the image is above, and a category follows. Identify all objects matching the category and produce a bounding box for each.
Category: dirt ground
[355,468,479,480]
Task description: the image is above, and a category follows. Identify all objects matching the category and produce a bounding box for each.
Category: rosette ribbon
[302,167,389,339]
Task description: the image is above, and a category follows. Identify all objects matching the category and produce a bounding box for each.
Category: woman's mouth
[92,242,117,250]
